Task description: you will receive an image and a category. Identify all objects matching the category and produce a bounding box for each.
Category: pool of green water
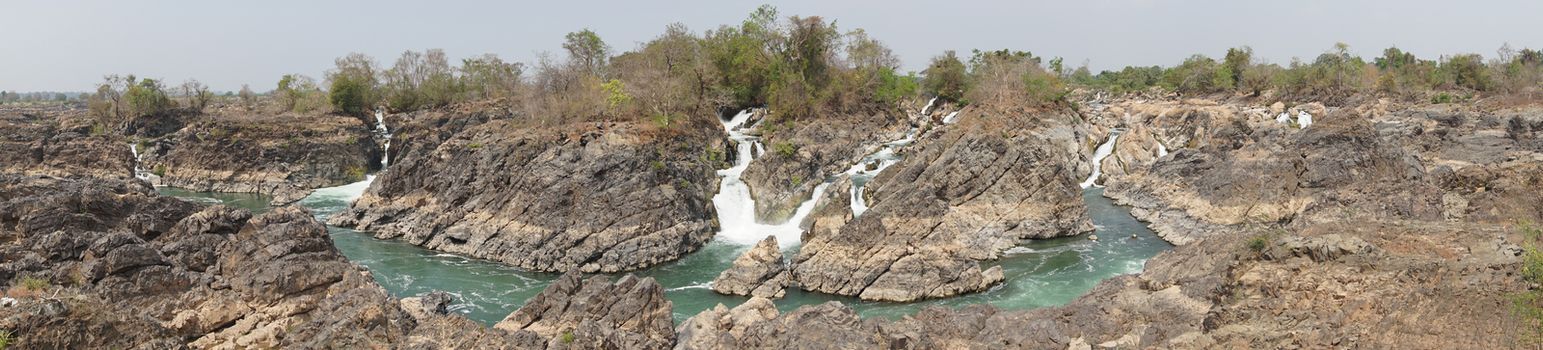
[160,183,1170,325]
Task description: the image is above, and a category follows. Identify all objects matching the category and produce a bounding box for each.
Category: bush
[772,141,797,158]
[0,329,12,350]
[329,76,372,116]
[922,51,968,102]
[1513,222,1543,344]
[152,164,166,177]
[19,275,48,291]
[1246,234,1270,253]
[561,330,575,344]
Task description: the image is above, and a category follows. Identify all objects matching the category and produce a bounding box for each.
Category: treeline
[0,91,85,104]
[1073,43,1543,102]
[85,75,214,133]
[308,5,923,125]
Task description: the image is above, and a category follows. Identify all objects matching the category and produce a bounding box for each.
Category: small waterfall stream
[1080,130,1122,188]
[374,111,392,167]
[712,109,831,247]
[130,143,150,180]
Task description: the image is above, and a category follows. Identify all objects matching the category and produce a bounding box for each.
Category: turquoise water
[160,184,1169,325]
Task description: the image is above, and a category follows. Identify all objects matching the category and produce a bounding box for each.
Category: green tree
[564,29,610,76]
[922,51,968,102]
[1222,46,1254,87]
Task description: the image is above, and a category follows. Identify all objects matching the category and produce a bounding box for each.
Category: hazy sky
[4,0,1541,92]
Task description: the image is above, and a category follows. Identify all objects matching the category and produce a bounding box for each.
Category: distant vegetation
[1074,42,1543,103]
[12,5,1540,135]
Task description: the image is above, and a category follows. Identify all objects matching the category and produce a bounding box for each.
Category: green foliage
[19,275,48,291]
[650,160,665,171]
[382,49,460,112]
[564,29,610,75]
[1087,66,1165,94]
[329,75,372,116]
[790,174,803,186]
[561,330,575,344]
[460,54,522,100]
[346,166,367,181]
[1439,53,1492,91]
[152,164,166,177]
[1246,234,1270,253]
[872,68,918,106]
[601,79,632,110]
[772,141,797,158]
[1162,54,1228,94]
[965,49,1065,108]
[277,74,330,113]
[467,142,482,149]
[923,51,969,102]
[0,329,11,350]
[1512,222,1543,344]
[124,78,175,116]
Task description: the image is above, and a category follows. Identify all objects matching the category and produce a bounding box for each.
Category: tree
[124,78,174,117]
[381,49,460,111]
[563,29,610,76]
[922,51,968,102]
[326,53,381,114]
[460,54,523,100]
[180,79,213,112]
[1222,46,1254,87]
[238,84,256,109]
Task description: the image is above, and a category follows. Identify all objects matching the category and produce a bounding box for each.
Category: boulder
[711,236,792,298]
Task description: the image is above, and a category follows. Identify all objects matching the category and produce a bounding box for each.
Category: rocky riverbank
[142,112,381,205]
[328,113,727,273]
[787,104,1096,302]
[0,107,134,180]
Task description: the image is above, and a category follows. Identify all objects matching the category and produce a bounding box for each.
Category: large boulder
[711,236,792,299]
[494,271,676,349]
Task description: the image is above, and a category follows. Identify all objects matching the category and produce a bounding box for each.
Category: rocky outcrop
[740,110,908,223]
[144,112,380,205]
[495,271,676,349]
[0,174,529,348]
[711,236,792,298]
[790,106,1094,302]
[679,219,1529,349]
[328,117,725,273]
[0,109,134,180]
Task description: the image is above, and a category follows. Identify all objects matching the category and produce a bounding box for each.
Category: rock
[1264,234,1378,262]
[674,297,780,349]
[711,236,792,298]
[495,271,676,349]
[0,174,520,348]
[740,112,909,223]
[676,300,883,349]
[791,106,1091,302]
[400,291,454,321]
[0,110,134,180]
[328,117,723,273]
[144,112,380,205]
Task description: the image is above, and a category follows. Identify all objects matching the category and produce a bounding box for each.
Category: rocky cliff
[0,108,134,180]
[143,113,381,205]
[790,105,1095,302]
[328,115,726,273]
[739,109,909,223]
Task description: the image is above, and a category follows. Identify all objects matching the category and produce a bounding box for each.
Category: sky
[3,0,1541,92]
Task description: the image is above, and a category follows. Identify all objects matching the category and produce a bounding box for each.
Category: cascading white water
[1157,141,1168,157]
[1080,130,1122,188]
[129,144,149,180]
[1297,111,1313,129]
[920,97,938,115]
[844,128,917,216]
[712,110,832,247]
[942,111,962,124]
[374,111,392,167]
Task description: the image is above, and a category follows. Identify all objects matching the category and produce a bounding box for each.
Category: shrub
[346,166,366,181]
[561,330,575,344]
[922,51,969,102]
[0,329,12,350]
[329,75,372,116]
[1513,222,1543,344]
[152,164,167,177]
[1246,234,1270,253]
[772,142,797,158]
[19,275,48,291]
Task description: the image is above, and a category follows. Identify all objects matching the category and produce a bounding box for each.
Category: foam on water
[942,111,961,124]
[712,109,833,247]
[920,97,938,115]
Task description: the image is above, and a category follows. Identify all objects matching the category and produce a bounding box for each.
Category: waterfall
[942,111,962,124]
[1157,141,1169,157]
[1080,130,1122,188]
[374,111,392,167]
[130,144,149,180]
[1275,112,1291,124]
[844,127,917,217]
[920,97,938,115]
[712,109,833,247]
[1297,111,1313,129]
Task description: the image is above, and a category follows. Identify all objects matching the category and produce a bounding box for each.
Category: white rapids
[374,111,393,166]
[129,144,149,180]
[712,110,831,247]
[1080,130,1123,188]
[844,128,916,217]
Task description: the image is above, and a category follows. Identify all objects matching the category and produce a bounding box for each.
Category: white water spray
[942,111,962,124]
[712,110,832,247]
[374,111,392,167]
[920,97,938,115]
[1080,130,1122,188]
[1297,111,1313,129]
[129,144,149,180]
[844,128,917,216]
[1156,141,1168,157]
